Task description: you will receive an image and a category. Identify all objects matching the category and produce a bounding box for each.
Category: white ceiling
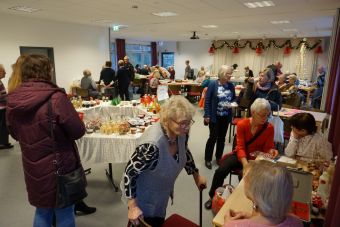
[1,0,340,41]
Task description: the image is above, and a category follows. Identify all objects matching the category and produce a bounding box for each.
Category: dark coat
[117,66,131,89]
[252,85,282,111]
[6,80,85,208]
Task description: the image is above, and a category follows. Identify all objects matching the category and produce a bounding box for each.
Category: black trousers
[143,217,165,227]
[208,153,242,198]
[0,108,9,145]
[119,85,130,101]
[204,115,231,162]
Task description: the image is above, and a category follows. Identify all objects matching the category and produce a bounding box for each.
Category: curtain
[324,9,340,227]
[116,39,126,62]
[151,42,157,66]
[212,38,323,81]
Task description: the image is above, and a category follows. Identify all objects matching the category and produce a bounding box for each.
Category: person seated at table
[200,75,211,88]
[251,68,282,111]
[122,95,207,227]
[276,74,287,92]
[168,66,175,80]
[285,113,333,162]
[281,74,298,96]
[223,161,303,227]
[244,66,253,78]
[80,69,100,98]
[196,66,206,83]
[205,98,278,209]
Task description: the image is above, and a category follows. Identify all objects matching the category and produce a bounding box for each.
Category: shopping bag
[268,110,284,143]
[211,184,234,214]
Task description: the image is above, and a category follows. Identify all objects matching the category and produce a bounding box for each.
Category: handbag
[48,99,87,208]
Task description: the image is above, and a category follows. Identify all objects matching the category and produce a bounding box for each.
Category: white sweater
[285,132,333,162]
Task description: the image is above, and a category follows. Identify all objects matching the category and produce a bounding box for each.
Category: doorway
[19,46,56,84]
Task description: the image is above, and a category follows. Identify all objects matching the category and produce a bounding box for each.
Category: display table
[75,103,153,191]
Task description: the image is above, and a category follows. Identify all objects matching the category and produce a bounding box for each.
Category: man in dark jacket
[100,61,116,86]
[124,56,135,99]
[117,59,131,100]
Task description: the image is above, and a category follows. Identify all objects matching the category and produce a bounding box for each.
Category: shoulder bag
[48,99,87,208]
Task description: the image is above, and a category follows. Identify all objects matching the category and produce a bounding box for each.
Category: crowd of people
[0,55,333,227]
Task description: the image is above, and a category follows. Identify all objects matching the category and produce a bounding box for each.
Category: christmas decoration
[284,46,292,55]
[208,46,215,54]
[255,47,262,55]
[315,45,323,54]
[232,47,239,54]
[210,39,321,51]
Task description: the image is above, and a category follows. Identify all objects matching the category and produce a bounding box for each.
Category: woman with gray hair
[252,68,282,111]
[205,98,278,209]
[122,95,207,227]
[80,69,100,98]
[223,161,303,227]
[204,65,236,169]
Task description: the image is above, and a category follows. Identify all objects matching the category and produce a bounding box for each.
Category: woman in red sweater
[205,98,278,209]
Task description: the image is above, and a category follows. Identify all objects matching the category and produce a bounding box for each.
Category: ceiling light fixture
[152,11,178,17]
[201,25,218,29]
[282,28,298,32]
[270,20,290,24]
[9,6,40,13]
[244,1,275,8]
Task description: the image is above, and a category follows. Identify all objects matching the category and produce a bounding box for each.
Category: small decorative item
[255,47,263,55]
[208,46,215,54]
[232,47,239,54]
[284,46,292,55]
[315,45,323,54]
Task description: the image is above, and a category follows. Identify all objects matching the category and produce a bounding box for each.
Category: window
[126,44,151,67]
[110,43,117,70]
[161,52,174,69]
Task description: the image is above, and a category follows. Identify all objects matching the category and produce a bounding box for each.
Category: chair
[168,85,182,96]
[75,88,90,99]
[285,93,302,108]
[187,85,203,103]
[228,107,246,143]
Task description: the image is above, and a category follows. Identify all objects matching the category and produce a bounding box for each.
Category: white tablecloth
[75,103,151,164]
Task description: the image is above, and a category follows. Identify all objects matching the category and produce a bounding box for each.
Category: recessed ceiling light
[244,1,275,8]
[201,25,218,29]
[152,11,178,17]
[9,6,40,13]
[270,20,290,24]
[282,28,298,32]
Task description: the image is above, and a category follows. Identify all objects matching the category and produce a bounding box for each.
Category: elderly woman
[223,161,303,227]
[80,69,100,98]
[122,95,206,227]
[6,55,94,227]
[196,66,206,83]
[285,113,333,162]
[204,65,236,169]
[281,74,298,96]
[205,98,278,209]
[252,68,282,111]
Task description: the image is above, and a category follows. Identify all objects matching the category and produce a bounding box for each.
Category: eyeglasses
[171,119,195,128]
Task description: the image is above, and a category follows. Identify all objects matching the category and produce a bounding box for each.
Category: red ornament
[208,46,215,54]
[232,47,239,54]
[284,46,291,55]
[255,47,262,55]
[315,46,323,54]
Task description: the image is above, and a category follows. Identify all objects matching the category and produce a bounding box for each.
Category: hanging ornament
[315,45,323,54]
[255,47,262,55]
[232,47,239,54]
[284,46,291,55]
[208,46,215,54]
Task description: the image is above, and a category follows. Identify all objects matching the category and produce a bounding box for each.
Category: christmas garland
[212,39,321,51]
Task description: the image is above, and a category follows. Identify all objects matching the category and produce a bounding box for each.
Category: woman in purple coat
[6,55,89,227]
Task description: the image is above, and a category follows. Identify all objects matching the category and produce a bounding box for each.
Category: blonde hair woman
[122,95,207,227]
[224,161,303,227]
[8,55,27,93]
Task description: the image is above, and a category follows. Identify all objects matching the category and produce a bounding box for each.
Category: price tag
[157,85,169,101]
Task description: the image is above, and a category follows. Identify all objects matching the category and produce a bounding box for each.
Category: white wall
[0,13,109,90]
[159,40,213,79]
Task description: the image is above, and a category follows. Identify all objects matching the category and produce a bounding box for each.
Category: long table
[75,103,152,191]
